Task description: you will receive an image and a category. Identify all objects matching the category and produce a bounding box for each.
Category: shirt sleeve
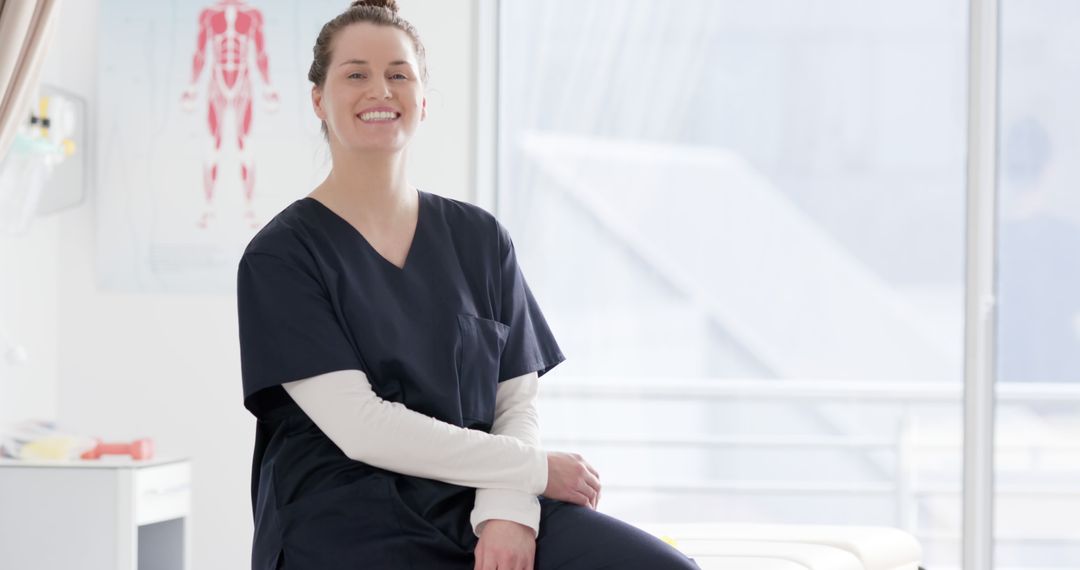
[469,371,543,538]
[237,251,364,416]
[496,222,567,382]
[282,369,548,494]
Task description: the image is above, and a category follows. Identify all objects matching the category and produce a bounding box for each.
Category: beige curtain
[0,0,62,162]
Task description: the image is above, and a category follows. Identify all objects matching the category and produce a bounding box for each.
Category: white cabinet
[0,457,191,570]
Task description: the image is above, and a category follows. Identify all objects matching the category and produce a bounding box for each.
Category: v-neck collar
[304,188,425,272]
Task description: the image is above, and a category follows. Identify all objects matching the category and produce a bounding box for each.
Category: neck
[319,146,413,224]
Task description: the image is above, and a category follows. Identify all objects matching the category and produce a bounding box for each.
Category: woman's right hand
[542,452,602,509]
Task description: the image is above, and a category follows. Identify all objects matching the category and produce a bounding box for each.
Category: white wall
[408,1,480,203]
[2,1,479,568]
[0,214,59,423]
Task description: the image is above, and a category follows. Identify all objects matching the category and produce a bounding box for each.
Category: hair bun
[350,0,399,13]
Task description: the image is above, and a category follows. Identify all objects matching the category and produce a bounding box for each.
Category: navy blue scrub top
[236,189,565,569]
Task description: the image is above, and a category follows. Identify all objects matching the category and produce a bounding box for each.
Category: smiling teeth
[360,111,398,121]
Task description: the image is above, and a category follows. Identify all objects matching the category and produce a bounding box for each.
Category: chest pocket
[456,313,510,430]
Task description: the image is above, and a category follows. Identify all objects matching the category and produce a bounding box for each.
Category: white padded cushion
[637,523,921,570]
[691,556,810,570]
[687,540,863,570]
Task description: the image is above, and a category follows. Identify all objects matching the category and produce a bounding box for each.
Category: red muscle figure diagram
[181,0,279,230]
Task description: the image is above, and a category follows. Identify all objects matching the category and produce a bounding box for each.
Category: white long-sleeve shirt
[282,369,545,537]
[470,371,544,536]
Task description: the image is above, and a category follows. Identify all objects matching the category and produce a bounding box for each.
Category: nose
[366,77,392,100]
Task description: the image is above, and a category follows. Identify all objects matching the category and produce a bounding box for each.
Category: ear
[311,86,325,121]
[420,96,427,122]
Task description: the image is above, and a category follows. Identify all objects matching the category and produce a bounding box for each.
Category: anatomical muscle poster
[97,0,343,292]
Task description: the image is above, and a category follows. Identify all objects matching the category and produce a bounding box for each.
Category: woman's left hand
[474,519,536,570]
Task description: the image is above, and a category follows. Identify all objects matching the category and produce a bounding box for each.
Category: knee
[593,532,701,570]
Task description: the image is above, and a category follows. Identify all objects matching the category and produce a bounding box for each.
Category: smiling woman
[306,2,427,148]
[235,1,700,569]
[311,26,424,154]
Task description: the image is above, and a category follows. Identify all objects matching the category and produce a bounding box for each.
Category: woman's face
[313,22,426,154]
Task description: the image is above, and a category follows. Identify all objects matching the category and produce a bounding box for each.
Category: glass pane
[498,1,967,568]
[997,1,1080,567]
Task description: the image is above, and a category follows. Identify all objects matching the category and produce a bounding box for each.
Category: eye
[391,73,408,80]
[348,72,365,79]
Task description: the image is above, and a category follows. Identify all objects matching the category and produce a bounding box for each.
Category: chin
[346,142,409,154]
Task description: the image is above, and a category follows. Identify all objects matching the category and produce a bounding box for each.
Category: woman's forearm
[282,369,547,494]
[470,372,544,537]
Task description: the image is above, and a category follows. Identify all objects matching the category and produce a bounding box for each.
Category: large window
[495,1,969,568]
[492,1,1079,568]
[997,1,1080,566]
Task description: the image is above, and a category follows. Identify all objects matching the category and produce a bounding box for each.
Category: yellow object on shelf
[20,435,77,460]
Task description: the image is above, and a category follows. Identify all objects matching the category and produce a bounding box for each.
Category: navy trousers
[276,495,700,569]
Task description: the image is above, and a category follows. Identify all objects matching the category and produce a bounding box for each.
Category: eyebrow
[338,59,412,67]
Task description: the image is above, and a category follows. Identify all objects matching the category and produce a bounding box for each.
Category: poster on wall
[97,0,345,293]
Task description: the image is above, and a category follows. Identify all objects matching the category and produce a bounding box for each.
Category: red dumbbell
[80,438,154,460]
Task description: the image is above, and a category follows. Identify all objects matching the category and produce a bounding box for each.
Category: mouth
[356,111,402,123]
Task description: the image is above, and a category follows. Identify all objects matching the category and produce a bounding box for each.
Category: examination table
[636,522,922,570]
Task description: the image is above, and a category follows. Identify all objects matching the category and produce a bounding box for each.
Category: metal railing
[538,377,1080,545]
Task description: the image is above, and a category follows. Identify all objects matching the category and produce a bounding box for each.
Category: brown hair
[308,0,428,138]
